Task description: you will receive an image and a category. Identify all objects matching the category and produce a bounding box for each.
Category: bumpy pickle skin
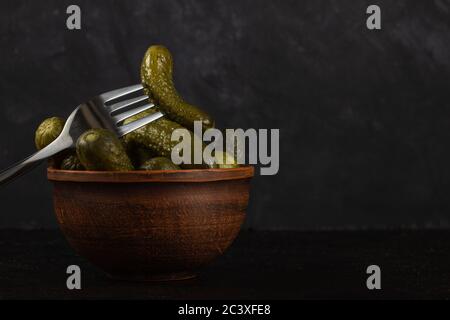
[60,154,84,171]
[123,110,216,169]
[35,116,71,168]
[141,45,214,131]
[76,129,134,171]
[139,157,181,170]
[35,117,65,150]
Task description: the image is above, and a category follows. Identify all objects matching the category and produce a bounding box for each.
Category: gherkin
[141,45,214,132]
[35,117,64,150]
[60,154,84,171]
[123,109,216,169]
[76,128,133,171]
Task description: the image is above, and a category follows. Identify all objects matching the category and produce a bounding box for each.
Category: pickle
[35,116,70,168]
[35,117,64,150]
[60,154,84,171]
[123,110,216,169]
[76,129,133,171]
[139,157,180,170]
[141,45,214,131]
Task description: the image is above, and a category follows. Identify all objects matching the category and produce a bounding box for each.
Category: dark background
[1,0,450,230]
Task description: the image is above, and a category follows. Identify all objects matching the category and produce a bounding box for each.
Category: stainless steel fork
[0,84,163,185]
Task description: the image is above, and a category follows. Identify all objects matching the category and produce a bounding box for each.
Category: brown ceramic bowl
[47,166,253,281]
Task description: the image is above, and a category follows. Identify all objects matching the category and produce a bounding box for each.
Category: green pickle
[139,157,180,170]
[76,129,133,171]
[60,154,84,171]
[35,117,70,168]
[35,117,64,150]
[141,45,214,132]
[123,110,216,169]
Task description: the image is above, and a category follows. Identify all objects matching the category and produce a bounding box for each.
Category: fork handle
[0,136,73,186]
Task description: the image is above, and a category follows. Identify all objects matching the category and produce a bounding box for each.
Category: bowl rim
[47,166,254,183]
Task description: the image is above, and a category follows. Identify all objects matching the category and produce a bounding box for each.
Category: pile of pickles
[35,45,237,171]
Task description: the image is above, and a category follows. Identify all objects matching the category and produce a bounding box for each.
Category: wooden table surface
[0,229,449,299]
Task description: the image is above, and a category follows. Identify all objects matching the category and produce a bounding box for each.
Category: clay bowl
[47,166,253,281]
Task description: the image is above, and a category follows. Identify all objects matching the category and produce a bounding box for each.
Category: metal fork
[0,84,163,185]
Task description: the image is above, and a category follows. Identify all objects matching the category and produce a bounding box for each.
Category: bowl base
[106,271,197,282]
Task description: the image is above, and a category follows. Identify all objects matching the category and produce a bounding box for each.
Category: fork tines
[100,84,163,137]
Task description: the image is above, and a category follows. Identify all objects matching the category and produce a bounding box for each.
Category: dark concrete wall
[1,0,450,229]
